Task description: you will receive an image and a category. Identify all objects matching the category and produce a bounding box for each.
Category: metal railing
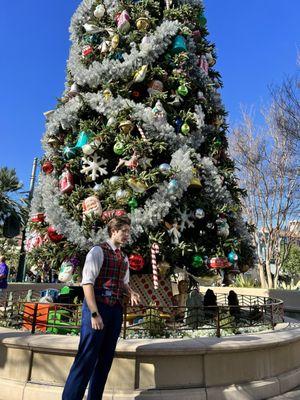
[0,291,284,338]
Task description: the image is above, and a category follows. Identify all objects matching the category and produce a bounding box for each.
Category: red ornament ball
[47,226,64,242]
[42,161,54,175]
[31,213,45,223]
[129,254,145,271]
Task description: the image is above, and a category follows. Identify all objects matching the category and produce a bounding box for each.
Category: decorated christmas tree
[27,0,254,284]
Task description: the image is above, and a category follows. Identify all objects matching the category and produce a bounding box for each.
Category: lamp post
[16,158,38,282]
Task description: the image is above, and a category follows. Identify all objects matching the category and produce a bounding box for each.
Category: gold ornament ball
[136,17,150,31]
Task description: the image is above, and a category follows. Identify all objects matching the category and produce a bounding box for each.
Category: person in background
[62,215,140,400]
[0,256,9,293]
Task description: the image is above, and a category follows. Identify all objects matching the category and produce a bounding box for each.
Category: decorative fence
[0,290,284,338]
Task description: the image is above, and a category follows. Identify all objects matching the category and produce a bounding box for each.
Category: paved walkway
[269,387,300,399]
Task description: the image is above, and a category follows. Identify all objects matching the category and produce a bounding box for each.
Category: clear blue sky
[0,0,299,192]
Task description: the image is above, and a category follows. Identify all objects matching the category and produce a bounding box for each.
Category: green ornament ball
[128,197,138,210]
[192,254,203,268]
[181,122,190,134]
[113,142,125,155]
[177,85,189,97]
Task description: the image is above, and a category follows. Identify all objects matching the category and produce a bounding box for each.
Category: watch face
[91,312,98,318]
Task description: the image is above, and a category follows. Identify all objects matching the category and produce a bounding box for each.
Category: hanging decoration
[151,243,160,289]
[81,155,108,181]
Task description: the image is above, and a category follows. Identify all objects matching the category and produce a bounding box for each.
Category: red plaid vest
[94,242,127,306]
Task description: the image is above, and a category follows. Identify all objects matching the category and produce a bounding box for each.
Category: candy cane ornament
[151,243,160,289]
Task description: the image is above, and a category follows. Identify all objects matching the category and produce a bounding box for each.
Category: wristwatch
[91,311,98,318]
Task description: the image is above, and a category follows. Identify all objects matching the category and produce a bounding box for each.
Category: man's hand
[91,314,104,330]
[130,290,140,306]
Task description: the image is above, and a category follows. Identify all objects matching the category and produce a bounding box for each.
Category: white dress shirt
[81,240,130,286]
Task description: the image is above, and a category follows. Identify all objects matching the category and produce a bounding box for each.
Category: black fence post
[31,303,38,334]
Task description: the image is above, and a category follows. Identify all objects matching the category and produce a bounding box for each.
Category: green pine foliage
[27,0,255,276]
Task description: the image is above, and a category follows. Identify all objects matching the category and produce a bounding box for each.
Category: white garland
[67,20,181,88]
[31,147,193,248]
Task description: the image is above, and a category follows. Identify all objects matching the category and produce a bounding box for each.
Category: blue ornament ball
[159,163,171,174]
[228,251,238,263]
[167,179,179,194]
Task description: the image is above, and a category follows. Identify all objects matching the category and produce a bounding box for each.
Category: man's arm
[82,284,104,330]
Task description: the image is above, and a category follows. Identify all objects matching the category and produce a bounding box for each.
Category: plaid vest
[94,242,127,306]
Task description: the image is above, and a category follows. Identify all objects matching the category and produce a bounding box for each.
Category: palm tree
[0,167,23,226]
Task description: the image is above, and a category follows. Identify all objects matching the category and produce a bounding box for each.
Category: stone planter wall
[0,325,300,400]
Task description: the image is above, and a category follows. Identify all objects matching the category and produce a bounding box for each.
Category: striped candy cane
[151,243,160,289]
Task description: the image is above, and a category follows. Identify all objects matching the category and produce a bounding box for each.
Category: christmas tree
[27,0,254,283]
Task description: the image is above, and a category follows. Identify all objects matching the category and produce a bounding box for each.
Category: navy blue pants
[62,300,123,400]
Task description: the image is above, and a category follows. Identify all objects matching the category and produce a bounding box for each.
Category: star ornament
[81,155,108,181]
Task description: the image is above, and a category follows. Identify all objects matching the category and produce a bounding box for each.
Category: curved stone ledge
[1,326,300,399]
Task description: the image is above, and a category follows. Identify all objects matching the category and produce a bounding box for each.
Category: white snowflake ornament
[81,155,108,181]
[176,207,195,232]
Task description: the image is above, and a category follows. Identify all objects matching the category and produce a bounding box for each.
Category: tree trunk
[257,262,268,288]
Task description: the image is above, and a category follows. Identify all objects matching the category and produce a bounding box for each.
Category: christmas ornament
[102,209,126,221]
[110,34,119,50]
[47,226,64,243]
[171,35,187,54]
[165,221,181,244]
[119,120,134,134]
[197,91,205,101]
[81,155,108,181]
[82,45,94,58]
[127,177,147,193]
[103,88,112,101]
[75,131,91,149]
[129,254,145,271]
[82,195,102,219]
[113,141,125,155]
[115,10,130,34]
[207,223,214,229]
[112,51,124,61]
[63,146,77,160]
[82,138,101,155]
[206,52,216,66]
[43,110,55,120]
[83,23,101,34]
[198,55,209,75]
[25,231,44,252]
[152,100,167,121]
[31,213,45,223]
[98,40,110,54]
[94,4,106,19]
[158,163,171,174]
[128,197,138,210]
[157,261,171,277]
[181,122,190,135]
[209,257,230,269]
[216,217,230,238]
[176,207,195,231]
[140,35,151,50]
[58,260,74,283]
[83,34,102,46]
[59,166,74,194]
[107,116,117,126]
[147,79,164,95]
[42,161,54,174]
[228,251,238,264]
[109,176,121,185]
[189,169,202,188]
[133,65,148,83]
[177,84,189,97]
[167,179,179,194]
[113,150,139,172]
[174,117,183,133]
[115,189,131,204]
[136,17,150,31]
[192,254,203,268]
[195,208,205,219]
[68,83,79,98]
[151,243,160,289]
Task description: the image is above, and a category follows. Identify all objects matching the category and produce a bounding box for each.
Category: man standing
[62,215,140,400]
[0,256,9,293]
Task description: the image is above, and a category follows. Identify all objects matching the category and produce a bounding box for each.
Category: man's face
[111,224,131,245]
